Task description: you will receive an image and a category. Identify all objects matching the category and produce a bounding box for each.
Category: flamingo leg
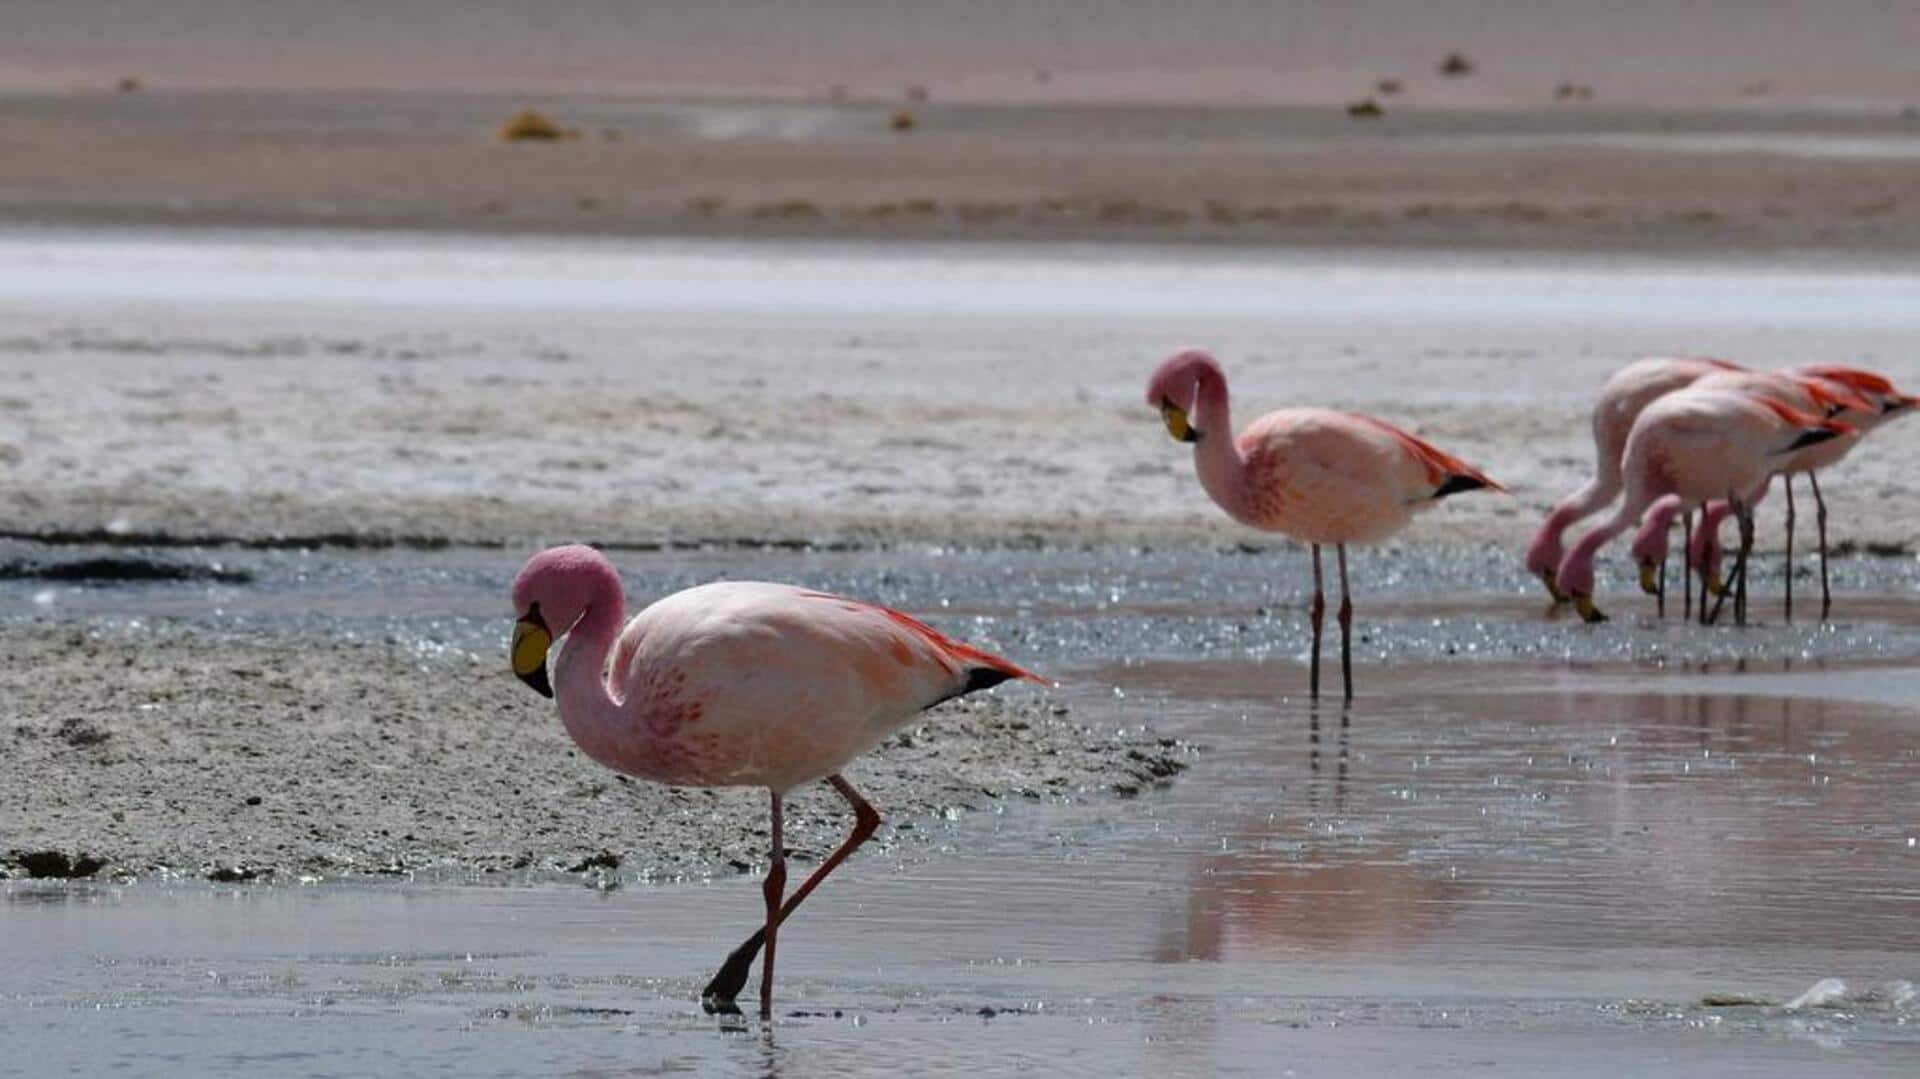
[1336,544,1353,702]
[1709,497,1753,627]
[1657,517,1669,619]
[1682,509,1694,624]
[1810,471,1831,620]
[1736,498,1754,626]
[703,775,880,1010]
[1783,476,1796,623]
[758,792,787,1019]
[1309,544,1325,700]
[1720,495,1751,622]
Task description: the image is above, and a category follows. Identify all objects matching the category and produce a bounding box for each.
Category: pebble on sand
[498,108,569,142]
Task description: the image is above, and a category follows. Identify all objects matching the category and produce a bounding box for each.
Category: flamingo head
[509,544,619,698]
[1628,502,1680,598]
[1145,348,1223,444]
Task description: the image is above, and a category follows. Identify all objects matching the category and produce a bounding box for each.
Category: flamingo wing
[1348,413,1508,494]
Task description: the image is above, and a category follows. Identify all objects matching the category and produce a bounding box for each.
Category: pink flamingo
[1524,356,1742,602]
[1554,386,1855,624]
[1688,366,1915,620]
[1146,348,1505,700]
[509,544,1043,1019]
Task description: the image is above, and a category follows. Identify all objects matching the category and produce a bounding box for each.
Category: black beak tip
[519,666,554,698]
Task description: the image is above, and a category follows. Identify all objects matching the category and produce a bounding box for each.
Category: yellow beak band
[1573,594,1608,624]
[512,606,555,698]
[1703,565,1728,597]
[1161,400,1199,443]
[1638,563,1661,596]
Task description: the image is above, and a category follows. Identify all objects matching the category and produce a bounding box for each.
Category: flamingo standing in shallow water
[1524,356,1741,603]
[509,545,1043,1019]
[1554,386,1854,624]
[1146,349,1505,701]
[1688,366,1916,621]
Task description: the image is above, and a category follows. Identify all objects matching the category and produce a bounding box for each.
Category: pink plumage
[1145,348,1502,699]
[1524,356,1740,599]
[1552,386,1853,622]
[508,544,1041,1017]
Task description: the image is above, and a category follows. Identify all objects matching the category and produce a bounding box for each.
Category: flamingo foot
[701,932,764,1012]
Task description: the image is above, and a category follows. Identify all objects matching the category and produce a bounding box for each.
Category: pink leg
[703,775,880,1009]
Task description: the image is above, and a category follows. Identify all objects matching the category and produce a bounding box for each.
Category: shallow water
[4,544,1918,1076]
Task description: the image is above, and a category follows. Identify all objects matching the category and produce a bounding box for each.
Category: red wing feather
[1350,414,1509,493]
[1800,365,1895,397]
[800,591,1046,685]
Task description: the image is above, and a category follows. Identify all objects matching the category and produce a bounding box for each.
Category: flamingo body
[590,581,1004,792]
[1221,408,1496,545]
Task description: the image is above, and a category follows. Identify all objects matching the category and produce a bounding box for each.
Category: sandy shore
[0,619,1189,883]
[6,4,1918,251]
[5,90,1920,252]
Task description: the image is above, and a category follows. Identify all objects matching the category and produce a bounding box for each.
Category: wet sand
[0,614,1191,886]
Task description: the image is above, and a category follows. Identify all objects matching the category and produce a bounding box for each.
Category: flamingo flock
[504,347,1911,1018]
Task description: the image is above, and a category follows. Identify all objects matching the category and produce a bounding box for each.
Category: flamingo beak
[1702,563,1728,597]
[1160,398,1200,443]
[512,605,554,698]
[1572,593,1608,624]
[1536,568,1568,604]
[1637,562,1662,596]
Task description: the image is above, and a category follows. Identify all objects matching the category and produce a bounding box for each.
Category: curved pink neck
[553,577,629,772]
[1557,499,1643,597]
[1191,369,1253,522]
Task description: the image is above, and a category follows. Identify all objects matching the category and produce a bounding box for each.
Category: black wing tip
[1785,427,1844,452]
[1432,473,1493,500]
[923,666,1023,711]
[961,667,1019,694]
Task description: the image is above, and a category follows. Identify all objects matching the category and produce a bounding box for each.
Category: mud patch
[0,556,252,583]
[0,621,1198,883]
[7,850,107,879]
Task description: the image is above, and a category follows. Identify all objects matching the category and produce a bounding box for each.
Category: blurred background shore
[5,0,1920,252]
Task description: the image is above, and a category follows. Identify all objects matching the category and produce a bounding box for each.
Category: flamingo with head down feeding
[1524,356,1742,603]
[1554,386,1854,625]
[509,544,1043,1019]
[1146,348,1505,701]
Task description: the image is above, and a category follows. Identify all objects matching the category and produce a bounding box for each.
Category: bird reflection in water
[1158,704,1463,965]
